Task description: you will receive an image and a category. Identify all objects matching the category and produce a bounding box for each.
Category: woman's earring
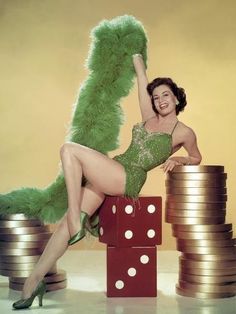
[176,101,179,106]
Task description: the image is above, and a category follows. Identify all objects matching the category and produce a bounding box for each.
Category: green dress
[113,121,178,198]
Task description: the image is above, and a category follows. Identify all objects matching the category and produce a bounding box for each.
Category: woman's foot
[85,212,99,237]
[12,279,46,309]
[67,211,89,245]
[67,212,82,238]
[22,276,42,299]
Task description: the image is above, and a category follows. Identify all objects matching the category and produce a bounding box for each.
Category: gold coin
[0,232,51,242]
[167,173,227,180]
[166,216,225,224]
[0,248,43,256]
[172,231,233,240]
[0,225,50,235]
[180,266,236,276]
[45,280,68,291]
[44,270,67,283]
[0,255,39,263]
[0,220,42,228]
[179,273,236,284]
[172,224,232,232]
[166,209,226,218]
[182,253,236,261]
[166,187,227,195]
[9,279,67,292]
[0,262,36,271]
[0,269,33,277]
[171,165,224,173]
[176,285,235,299]
[179,257,236,269]
[178,279,236,293]
[10,269,66,284]
[166,201,226,210]
[165,179,226,188]
[166,194,227,203]
[177,238,236,248]
[0,240,48,249]
[177,246,236,255]
[0,214,41,221]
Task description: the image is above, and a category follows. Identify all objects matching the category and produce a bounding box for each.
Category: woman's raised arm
[132,54,155,121]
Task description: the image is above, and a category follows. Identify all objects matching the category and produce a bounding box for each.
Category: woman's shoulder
[176,121,197,139]
[133,121,145,128]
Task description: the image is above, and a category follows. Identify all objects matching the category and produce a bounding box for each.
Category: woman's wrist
[132,53,143,58]
[132,55,146,74]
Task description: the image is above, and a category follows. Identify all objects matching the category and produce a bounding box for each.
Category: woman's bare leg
[21,184,105,299]
[21,142,126,299]
[60,142,126,237]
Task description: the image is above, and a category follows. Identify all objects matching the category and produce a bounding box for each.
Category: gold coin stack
[0,213,67,292]
[165,165,236,299]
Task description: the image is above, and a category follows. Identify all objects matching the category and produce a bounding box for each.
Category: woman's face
[152,84,178,116]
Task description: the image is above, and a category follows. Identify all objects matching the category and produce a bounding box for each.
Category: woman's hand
[161,158,183,173]
[132,53,143,59]
[132,54,146,70]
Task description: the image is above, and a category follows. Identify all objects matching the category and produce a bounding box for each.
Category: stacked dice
[165,165,236,298]
[0,213,67,292]
[99,196,162,297]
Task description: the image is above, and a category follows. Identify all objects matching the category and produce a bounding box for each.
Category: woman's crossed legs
[21,142,126,299]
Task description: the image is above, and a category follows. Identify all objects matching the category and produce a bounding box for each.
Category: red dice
[98,195,162,297]
[99,196,162,247]
[107,246,157,297]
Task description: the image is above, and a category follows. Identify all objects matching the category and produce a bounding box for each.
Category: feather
[0,15,147,223]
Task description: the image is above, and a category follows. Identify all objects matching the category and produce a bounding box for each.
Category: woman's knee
[60,142,81,157]
[60,142,72,156]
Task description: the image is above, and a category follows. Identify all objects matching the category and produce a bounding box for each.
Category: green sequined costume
[113,120,178,198]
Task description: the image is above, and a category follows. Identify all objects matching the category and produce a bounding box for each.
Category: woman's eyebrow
[153,90,170,97]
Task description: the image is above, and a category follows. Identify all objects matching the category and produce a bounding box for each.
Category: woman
[12,54,202,309]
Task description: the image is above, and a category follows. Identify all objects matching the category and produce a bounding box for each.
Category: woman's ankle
[67,214,82,237]
[22,276,39,299]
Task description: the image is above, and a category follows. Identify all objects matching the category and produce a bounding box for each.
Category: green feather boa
[0,15,147,223]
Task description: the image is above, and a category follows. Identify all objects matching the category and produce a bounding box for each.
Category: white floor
[0,250,235,314]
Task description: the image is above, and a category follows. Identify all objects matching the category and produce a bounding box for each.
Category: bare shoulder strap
[171,120,179,135]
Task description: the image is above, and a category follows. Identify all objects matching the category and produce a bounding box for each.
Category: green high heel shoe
[68,211,88,245]
[89,212,99,228]
[12,280,46,310]
[85,212,100,237]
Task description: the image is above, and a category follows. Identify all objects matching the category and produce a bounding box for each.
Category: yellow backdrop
[1,0,236,250]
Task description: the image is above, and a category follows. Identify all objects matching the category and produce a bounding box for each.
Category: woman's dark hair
[146,77,187,115]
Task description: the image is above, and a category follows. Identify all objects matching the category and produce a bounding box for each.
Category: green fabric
[0,15,147,223]
[113,122,172,198]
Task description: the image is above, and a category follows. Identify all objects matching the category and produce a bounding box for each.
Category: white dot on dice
[125,205,133,214]
[127,267,137,277]
[147,204,156,213]
[115,280,125,289]
[112,205,116,214]
[147,229,155,238]
[99,227,104,236]
[124,230,133,239]
[140,255,149,264]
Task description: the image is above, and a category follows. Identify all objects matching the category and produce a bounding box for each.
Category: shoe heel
[38,293,43,307]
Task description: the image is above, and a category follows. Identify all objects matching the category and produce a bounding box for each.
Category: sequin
[113,122,172,198]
